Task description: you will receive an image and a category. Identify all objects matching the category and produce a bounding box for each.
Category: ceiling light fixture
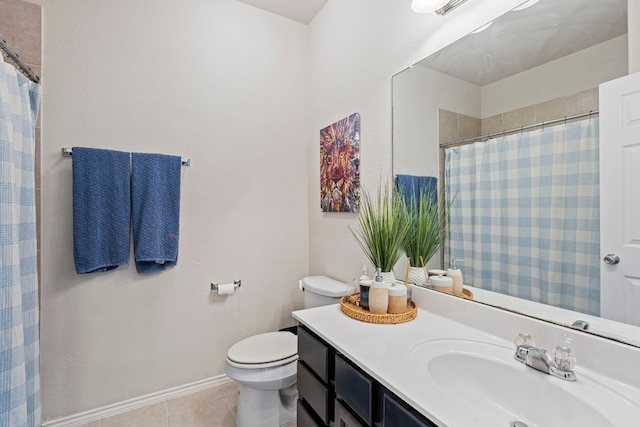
[411,0,450,14]
[411,0,471,16]
[435,0,470,15]
[513,0,540,11]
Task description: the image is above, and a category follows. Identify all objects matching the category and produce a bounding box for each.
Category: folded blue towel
[131,152,182,273]
[72,147,131,274]
[395,174,438,206]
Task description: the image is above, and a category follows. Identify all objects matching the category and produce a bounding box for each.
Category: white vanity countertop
[293,302,508,426]
[292,285,640,427]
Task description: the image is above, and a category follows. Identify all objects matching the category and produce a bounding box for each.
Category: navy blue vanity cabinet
[334,353,378,426]
[382,390,438,427]
[297,323,438,427]
[297,325,334,427]
[335,398,367,427]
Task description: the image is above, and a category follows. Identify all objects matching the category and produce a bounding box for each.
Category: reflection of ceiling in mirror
[418,0,627,86]
[236,0,328,24]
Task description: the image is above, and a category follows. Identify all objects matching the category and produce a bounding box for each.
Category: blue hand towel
[72,147,131,274]
[395,174,438,206]
[131,152,182,273]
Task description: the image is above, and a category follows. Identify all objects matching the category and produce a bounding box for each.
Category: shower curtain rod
[0,37,40,83]
[440,110,599,149]
[61,147,191,166]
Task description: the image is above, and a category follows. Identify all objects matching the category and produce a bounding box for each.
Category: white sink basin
[409,339,640,427]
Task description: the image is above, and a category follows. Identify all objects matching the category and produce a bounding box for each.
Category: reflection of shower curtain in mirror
[445,119,600,316]
[0,58,41,426]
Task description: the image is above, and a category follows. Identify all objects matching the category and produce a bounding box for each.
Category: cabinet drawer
[383,393,437,427]
[298,326,330,382]
[335,399,367,427]
[335,354,373,425]
[298,361,331,424]
[297,399,326,427]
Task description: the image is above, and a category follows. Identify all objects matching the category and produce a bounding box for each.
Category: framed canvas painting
[320,112,361,212]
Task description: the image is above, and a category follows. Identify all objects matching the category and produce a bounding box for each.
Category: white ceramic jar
[429,274,453,294]
[387,283,408,314]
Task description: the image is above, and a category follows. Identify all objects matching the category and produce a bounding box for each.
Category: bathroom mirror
[391,0,638,345]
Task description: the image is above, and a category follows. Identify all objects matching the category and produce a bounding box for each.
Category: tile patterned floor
[74,380,297,427]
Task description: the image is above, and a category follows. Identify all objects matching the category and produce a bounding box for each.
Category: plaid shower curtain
[0,58,42,426]
[445,119,600,316]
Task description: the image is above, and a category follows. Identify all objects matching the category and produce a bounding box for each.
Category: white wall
[307,0,524,282]
[36,0,309,419]
[392,66,481,177]
[482,35,629,117]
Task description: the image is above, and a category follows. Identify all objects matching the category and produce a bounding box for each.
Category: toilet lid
[301,275,351,297]
[227,331,297,365]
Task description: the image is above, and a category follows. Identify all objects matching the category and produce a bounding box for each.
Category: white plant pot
[407,266,427,286]
[380,271,396,285]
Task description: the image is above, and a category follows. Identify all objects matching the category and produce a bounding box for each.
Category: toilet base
[236,382,297,427]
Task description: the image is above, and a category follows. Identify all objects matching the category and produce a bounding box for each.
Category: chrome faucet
[571,319,590,331]
[514,336,577,381]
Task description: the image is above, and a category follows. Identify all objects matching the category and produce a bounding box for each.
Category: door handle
[603,254,620,265]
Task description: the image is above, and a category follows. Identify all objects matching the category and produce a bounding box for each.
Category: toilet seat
[227,331,298,369]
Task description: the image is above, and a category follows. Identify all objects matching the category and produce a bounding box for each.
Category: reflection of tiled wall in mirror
[438,87,600,164]
[0,0,42,276]
[481,88,599,135]
[438,87,600,148]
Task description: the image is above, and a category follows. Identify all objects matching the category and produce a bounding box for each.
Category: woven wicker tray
[340,294,417,324]
[421,285,474,300]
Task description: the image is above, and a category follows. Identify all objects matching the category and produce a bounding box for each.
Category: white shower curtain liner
[445,118,600,316]
[0,57,42,426]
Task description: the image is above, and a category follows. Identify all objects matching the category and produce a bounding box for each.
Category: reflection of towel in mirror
[131,152,182,273]
[72,147,131,274]
[395,174,437,207]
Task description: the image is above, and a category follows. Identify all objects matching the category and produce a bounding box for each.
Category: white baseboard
[42,374,232,427]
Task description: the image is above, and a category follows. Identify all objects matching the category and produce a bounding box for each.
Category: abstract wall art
[320,112,361,212]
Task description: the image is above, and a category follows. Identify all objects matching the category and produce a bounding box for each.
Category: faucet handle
[551,346,576,372]
[514,333,536,348]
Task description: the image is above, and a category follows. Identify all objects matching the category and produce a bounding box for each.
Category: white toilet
[224,276,352,427]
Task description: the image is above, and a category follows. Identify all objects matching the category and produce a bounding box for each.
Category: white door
[600,72,640,325]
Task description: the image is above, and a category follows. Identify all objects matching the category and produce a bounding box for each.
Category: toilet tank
[299,276,353,309]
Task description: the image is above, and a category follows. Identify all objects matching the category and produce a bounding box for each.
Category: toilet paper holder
[211,280,242,291]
